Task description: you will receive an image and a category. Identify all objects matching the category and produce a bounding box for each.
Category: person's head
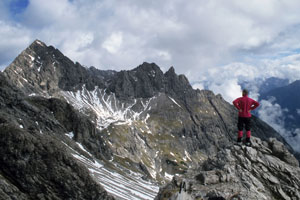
[242,89,248,96]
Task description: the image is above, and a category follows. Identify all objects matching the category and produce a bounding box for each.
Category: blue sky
[9,0,29,16]
[1,0,300,101]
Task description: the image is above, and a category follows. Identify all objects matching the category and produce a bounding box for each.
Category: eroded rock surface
[155,137,300,200]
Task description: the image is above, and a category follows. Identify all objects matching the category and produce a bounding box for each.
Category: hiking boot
[236,137,242,146]
[245,137,252,147]
[245,141,252,147]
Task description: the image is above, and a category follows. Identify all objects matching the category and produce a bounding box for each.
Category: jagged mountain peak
[4,39,108,94]
[30,39,47,48]
[22,39,61,63]
[165,66,175,74]
[133,62,162,73]
[4,40,195,100]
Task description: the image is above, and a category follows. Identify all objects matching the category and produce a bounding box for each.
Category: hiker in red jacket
[233,89,260,146]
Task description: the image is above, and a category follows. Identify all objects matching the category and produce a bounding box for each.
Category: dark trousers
[238,117,251,131]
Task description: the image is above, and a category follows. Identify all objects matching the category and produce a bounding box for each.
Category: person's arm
[250,100,260,110]
[233,98,241,110]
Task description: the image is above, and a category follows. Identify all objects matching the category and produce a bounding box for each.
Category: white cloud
[2,0,300,80]
[157,50,172,61]
[0,0,299,72]
[102,32,123,54]
[22,0,75,28]
[193,53,300,104]
[209,79,242,103]
[258,98,287,135]
[192,83,204,91]
[257,97,300,152]
[0,21,31,68]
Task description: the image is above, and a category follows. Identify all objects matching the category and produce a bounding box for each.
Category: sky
[1,0,300,98]
[1,0,300,150]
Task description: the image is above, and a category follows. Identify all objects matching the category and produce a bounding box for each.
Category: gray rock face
[0,72,114,200]
[3,40,110,95]
[155,137,300,200]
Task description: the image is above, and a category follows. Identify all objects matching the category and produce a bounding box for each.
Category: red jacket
[233,95,260,118]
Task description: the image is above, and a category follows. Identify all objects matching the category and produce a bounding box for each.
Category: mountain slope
[2,39,299,199]
[0,72,114,200]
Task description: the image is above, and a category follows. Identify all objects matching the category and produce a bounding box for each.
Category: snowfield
[64,141,159,200]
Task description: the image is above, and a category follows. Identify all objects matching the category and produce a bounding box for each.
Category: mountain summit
[1,40,300,199]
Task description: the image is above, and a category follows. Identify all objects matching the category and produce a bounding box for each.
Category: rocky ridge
[155,137,300,200]
[1,40,300,199]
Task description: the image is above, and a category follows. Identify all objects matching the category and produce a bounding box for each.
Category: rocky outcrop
[0,72,114,200]
[155,137,300,200]
[0,123,114,200]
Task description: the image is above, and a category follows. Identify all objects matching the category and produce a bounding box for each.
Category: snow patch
[168,96,182,108]
[21,77,28,83]
[76,142,92,157]
[149,70,156,77]
[71,151,159,200]
[65,132,74,139]
[184,150,192,161]
[165,172,173,180]
[144,113,150,123]
[62,86,155,130]
[35,40,44,46]
[28,54,35,62]
[19,125,23,129]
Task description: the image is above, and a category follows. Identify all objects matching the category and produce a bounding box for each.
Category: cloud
[192,53,300,104]
[209,79,242,103]
[2,0,300,74]
[257,97,300,152]
[102,32,123,54]
[0,20,31,69]
[258,97,288,134]
[192,83,204,91]
[21,0,74,28]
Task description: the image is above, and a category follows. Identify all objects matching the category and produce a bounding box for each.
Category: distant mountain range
[1,40,300,199]
[258,77,290,94]
[258,79,300,152]
[260,80,300,130]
